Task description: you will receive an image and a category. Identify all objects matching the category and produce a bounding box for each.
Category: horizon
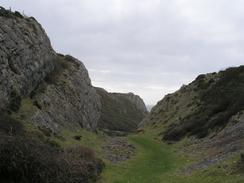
[2,0,244,105]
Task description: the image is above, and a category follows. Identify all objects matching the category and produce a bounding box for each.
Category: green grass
[100,133,185,183]
[100,128,244,183]
[52,129,107,157]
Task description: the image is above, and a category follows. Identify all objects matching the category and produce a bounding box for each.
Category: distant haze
[2,0,244,105]
[146,105,154,112]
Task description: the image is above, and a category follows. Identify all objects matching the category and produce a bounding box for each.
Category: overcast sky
[2,0,244,105]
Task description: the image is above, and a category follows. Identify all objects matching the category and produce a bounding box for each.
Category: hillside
[141,66,244,141]
[96,87,148,133]
[139,66,244,178]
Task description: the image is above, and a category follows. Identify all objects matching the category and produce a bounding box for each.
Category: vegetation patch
[44,56,70,84]
[0,114,104,183]
[8,90,21,113]
[0,135,104,183]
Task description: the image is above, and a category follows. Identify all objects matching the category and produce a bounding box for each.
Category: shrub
[13,11,23,18]
[73,135,82,141]
[0,114,104,183]
[0,7,12,18]
[0,114,24,135]
[0,7,24,19]
[44,56,69,84]
[235,153,244,173]
[8,90,21,112]
[0,135,104,183]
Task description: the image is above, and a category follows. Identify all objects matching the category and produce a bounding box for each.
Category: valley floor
[99,130,244,183]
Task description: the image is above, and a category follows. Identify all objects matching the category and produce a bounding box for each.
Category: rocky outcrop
[28,55,101,132]
[0,7,56,112]
[0,8,101,132]
[96,88,148,132]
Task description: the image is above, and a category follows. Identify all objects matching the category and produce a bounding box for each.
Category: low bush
[8,90,21,112]
[0,114,104,183]
[0,135,104,183]
[44,56,70,84]
[0,114,24,135]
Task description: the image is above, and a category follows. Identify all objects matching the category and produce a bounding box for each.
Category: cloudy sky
[2,0,244,105]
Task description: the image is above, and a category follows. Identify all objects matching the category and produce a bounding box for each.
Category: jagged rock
[0,8,56,112]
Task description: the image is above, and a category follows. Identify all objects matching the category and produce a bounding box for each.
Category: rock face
[0,8,101,132]
[0,7,56,112]
[96,88,148,132]
[29,55,101,132]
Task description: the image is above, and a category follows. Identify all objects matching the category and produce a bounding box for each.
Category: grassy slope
[100,128,244,183]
